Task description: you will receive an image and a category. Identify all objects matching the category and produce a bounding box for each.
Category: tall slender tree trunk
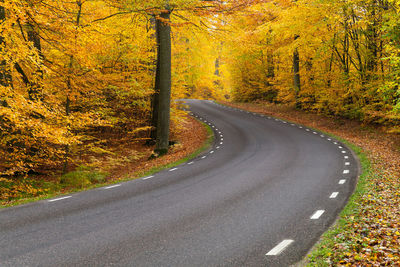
[154,7,172,155]
[293,36,301,109]
[150,16,159,142]
[0,4,12,89]
[27,23,44,101]
[63,0,82,173]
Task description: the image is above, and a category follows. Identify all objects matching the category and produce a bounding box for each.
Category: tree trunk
[293,36,301,109]
[27,23,44,101]
[154,8,172,155]
[63,0,82,173]
[0,4,12,88]
[150,16,159,142]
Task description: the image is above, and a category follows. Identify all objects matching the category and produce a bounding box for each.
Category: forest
[0,0,399,265]
[1,0,399,175]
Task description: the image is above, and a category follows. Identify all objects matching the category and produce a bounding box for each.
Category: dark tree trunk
[215,57,220,76]
[27,23,44,101]
[0,4,12,88]
[266,50,275,78]
[293,35,301,108]
[150,16,159,142]
[154,9,172,155]
[63,0,82,173]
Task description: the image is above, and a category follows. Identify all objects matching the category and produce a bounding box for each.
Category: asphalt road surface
[0,100,359,266]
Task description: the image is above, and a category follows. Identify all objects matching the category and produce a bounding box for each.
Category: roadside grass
[305,137,372,266]
[0,119,214,208]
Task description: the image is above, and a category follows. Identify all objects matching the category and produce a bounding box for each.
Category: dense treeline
[222,0,400,132]
[1,0,399,176]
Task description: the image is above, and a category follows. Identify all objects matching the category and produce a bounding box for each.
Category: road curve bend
[0,100,359,266]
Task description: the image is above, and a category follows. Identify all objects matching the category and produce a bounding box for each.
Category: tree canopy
[0,0,399,176]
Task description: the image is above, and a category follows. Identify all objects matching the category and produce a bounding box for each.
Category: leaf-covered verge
[0,115,212,208]
[220,101,400,266]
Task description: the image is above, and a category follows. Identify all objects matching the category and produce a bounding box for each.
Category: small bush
[60,167,108,189]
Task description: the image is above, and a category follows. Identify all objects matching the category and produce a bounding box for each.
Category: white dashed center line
[310,210,325,219]
[344,156,349,159]
[210,151,214,154]
[169,168,178,172]
[188,161,194,165]
[343,170,350,174]
[339,179,346,184]
[342,151,347,154]
[48,196,71,202]
[345,162,350,166]
[201,156,207,159]
[104,184,121,189]
[330,192,339,198]
[266,240,294,256]
[142,175,154,180]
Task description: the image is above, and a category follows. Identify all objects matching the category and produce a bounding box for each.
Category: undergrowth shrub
[60,167,108,189]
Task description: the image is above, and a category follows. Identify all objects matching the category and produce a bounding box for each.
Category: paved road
[0,100,358,266]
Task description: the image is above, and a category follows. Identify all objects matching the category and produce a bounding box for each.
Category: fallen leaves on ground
[1,115,209,207]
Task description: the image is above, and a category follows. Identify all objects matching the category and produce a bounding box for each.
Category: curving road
[0,100,358,266]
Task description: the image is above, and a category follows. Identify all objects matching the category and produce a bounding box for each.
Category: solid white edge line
[310,210,325,219]
[48,196,71,202]
[266,239,294,256]
[104,184,121,189]
[330,192,339,198]
[142,175,154,180]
